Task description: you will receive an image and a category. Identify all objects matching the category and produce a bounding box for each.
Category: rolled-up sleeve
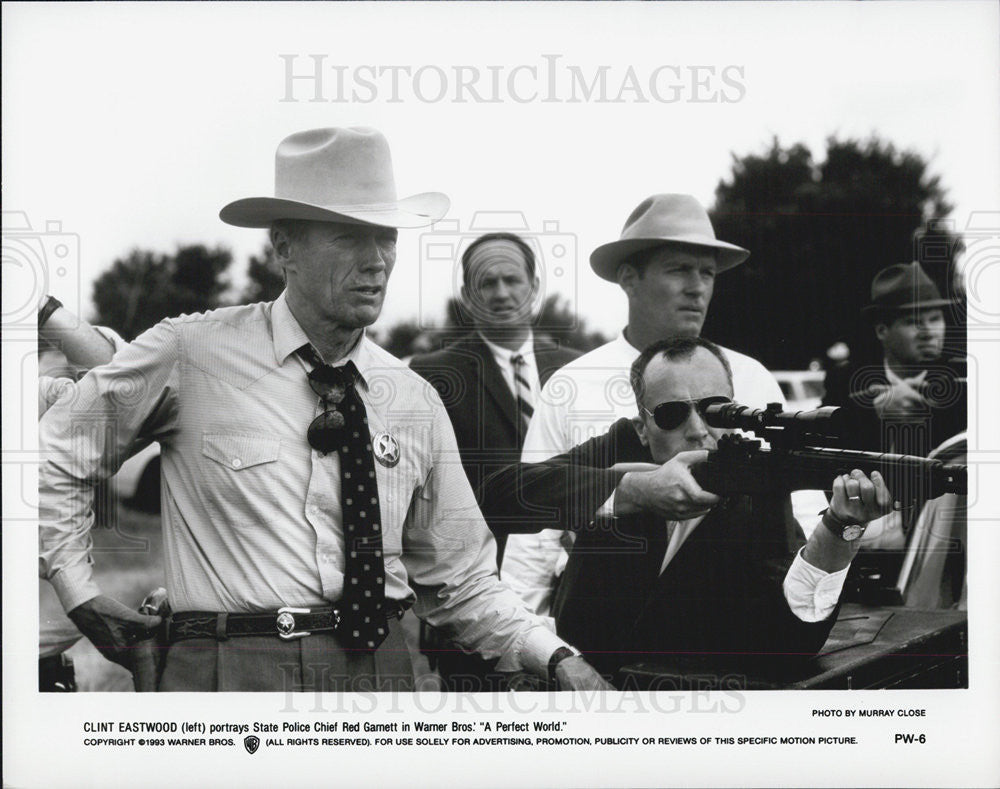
[401,394,567,675]
[39,320,181,612]
[782,548,850,623]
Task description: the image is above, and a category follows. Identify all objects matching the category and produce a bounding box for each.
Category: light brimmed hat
[590,194,749,282]
[862,262,953,319]
[220,127,449,229]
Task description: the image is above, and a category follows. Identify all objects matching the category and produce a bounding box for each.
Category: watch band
[548,646,581,684]
[821,508,867,542]
[38,295,64,329]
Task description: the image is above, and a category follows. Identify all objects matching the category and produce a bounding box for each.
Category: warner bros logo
[243,735,260,754]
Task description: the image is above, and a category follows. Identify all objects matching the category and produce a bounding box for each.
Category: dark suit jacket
[822,359,966,598]
[821,359,966,458]
[479,418,839,679]
[410,332,580,561]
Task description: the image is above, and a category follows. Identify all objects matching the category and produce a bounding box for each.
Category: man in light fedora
[40,127,610,692]
[501,193,808,616]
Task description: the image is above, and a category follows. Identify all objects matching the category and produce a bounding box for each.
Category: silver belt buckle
[276,607,311,640]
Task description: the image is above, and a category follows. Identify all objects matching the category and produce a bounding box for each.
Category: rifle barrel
[691,445,966,499]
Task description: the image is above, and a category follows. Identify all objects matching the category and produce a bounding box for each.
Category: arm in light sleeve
[400,395,567,676]
[782,547,851,623]
[39,376,74,417]
[499,529,567,620]
[39,319,181,613]
[93,325,128,355]
[500,375,573,614]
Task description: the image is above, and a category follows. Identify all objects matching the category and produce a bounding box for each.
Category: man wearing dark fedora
[821,262,966,603]
[501,194,822,617]
[39,127,610,692]
[822,261,965,460]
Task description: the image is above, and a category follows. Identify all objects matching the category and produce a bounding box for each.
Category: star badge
[372,431,400,468]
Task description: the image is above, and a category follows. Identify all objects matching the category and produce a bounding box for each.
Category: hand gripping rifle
[690,402,967,503]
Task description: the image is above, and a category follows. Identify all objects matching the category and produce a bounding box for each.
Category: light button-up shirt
[40,293,566,674]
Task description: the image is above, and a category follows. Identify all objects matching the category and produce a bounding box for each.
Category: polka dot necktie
[299,346,388,652]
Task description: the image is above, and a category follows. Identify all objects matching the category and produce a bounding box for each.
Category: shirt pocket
[375,455,424,555]
[201,433,281,471]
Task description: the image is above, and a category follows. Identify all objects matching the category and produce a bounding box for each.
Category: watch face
[841,524,865,541]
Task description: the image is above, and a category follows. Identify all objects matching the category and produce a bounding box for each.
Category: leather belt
[166,604,406,644]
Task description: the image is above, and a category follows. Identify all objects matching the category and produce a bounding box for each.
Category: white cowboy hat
[590,194,749,282]
[220,127,449,229]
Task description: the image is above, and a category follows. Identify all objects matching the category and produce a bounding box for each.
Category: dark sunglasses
[306,365,352,453]
[640,395,732,431]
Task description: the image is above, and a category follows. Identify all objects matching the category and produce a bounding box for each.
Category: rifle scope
[702,402,855,441]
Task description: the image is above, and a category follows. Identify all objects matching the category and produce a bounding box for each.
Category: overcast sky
[4,1,999,339]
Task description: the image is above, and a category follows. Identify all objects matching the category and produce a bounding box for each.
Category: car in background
[773,370,826,411]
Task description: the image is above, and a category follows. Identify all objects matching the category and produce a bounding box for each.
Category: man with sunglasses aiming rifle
[39,127,610,692]
[481,336,893,682]
[501,194,826,617]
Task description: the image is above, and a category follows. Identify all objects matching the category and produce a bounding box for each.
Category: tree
[376,320,435,359]
[704,136,959,369]
[239,245,285,304]
[92,245,232,340]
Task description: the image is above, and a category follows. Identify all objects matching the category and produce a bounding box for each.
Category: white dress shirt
[479,331,540,401]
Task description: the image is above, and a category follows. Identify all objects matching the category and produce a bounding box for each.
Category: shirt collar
[616,328,641,357]
[270,290,376,390]
[884,360,928,388]
[479,330,534,364]
[271,291,311,365]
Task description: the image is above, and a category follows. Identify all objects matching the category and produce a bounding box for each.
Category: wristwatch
[548,645,582,684]
[822,508,867,542]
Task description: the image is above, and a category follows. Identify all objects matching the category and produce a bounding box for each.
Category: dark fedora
[862,262,952,319]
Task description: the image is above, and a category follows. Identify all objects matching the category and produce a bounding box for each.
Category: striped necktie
[510,353,534,430]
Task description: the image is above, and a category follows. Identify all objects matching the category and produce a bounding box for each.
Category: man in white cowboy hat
[39,127,610,691]
[501,194,821,616]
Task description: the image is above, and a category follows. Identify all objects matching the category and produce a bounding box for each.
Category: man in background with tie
[822,261,964,460]
[410,233,581,561]
[821,262,966,602]
[409,232,581,689]
[39,128,609,692]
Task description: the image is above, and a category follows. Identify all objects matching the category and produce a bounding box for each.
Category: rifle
[690,402,966,503]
